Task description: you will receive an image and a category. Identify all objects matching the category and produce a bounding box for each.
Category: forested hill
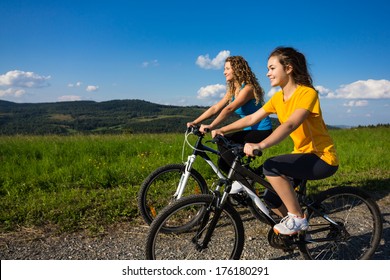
[1,99,279,135]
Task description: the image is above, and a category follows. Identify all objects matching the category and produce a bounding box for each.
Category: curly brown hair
[225,56,265,105]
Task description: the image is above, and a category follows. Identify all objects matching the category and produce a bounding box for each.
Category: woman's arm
[212,107,269,137]
[207,85,253,129]
[243,108,310,156]
[187,93,229,127]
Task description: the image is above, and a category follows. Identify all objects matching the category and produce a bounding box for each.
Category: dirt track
[1,190,389,260]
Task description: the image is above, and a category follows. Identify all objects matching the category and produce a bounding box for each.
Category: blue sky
[0,0,389,127]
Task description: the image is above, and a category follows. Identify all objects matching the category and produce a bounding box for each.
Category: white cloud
[68,82,82,87]
[321,79,390,99]
[0,88,26,97]
[197,84,226,99]
[0,70,50,88]
[142,59,159,68]
[343,100,369,107]
[196,50,230,70]
[58,95,82,102]
[315,85,334,98]
[267,87,280,97]
[86,85,99,92]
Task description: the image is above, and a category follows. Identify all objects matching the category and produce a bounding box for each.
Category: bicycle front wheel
[300,187,383,260]
[145,194,245,260]
[138,164,208,226]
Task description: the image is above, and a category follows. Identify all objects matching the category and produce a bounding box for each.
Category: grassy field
[0,127,389,234]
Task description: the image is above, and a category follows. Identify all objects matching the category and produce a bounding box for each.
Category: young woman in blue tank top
[187,56,272,174]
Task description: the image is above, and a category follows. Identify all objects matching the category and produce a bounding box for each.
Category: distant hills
[3,99,382,135]
[0,99,251,135]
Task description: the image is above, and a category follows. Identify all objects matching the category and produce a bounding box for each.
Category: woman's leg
[266,175,302,216]
[263,153,338,234]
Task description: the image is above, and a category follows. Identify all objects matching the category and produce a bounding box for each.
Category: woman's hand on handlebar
[211,128,224,138]
[186,123,212,134]
[199,124,212,134]
[187,122,197,128]
[244,143,261,157]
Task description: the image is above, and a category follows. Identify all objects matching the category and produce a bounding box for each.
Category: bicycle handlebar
[186,125,203,136]
[186,125,262,157]
[211,134,262,158]
[187,125,212,135]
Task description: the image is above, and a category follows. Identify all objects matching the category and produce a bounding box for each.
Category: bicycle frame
[221,155,276,222]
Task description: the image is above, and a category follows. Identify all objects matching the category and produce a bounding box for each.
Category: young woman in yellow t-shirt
[212,47,339,235]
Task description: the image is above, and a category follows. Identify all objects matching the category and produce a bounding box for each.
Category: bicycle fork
[193,192,225,251]
[174,155,197,199]
[174,154,226,199]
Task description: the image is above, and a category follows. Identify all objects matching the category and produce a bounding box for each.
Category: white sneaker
[230,181,244,194]
[273,212,308,235]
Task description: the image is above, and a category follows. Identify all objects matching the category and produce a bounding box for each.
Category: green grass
[1,127,389,234]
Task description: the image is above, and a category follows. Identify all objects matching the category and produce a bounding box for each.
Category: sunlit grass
[0,127,389,233]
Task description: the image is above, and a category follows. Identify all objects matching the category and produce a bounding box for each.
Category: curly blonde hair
[225,56,265,105]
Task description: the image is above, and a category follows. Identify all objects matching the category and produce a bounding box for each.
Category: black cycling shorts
[262,153,338,208]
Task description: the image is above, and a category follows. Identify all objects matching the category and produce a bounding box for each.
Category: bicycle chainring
[267,228,298,252]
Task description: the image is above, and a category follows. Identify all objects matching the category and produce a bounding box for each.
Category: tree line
[2,99,385,136]
[0,99,243,135]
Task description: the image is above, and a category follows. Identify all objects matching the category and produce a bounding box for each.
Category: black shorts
[263,153,338,208]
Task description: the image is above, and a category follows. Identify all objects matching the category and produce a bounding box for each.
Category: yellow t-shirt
[262,85,339,166]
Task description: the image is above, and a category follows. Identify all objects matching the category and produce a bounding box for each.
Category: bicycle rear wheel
[138,164,208,226]
[145,194,245,260]
[300,187,383,260]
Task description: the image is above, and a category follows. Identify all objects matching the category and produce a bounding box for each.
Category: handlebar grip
[203,128,210,133]
[253,149,262,156]
[187,125,200,133]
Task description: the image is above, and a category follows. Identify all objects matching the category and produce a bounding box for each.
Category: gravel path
[1,190,389,260]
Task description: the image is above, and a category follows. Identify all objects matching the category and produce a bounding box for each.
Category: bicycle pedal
[267,228,297,251]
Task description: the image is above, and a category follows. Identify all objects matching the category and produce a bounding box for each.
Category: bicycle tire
[145,194,245,260]
[137,163,208,226]
[299,186,383,260]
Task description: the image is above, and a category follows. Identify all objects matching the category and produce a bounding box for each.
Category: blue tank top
[232,86,272,131]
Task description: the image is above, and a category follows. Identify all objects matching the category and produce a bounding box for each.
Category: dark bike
[145,135,383,260]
